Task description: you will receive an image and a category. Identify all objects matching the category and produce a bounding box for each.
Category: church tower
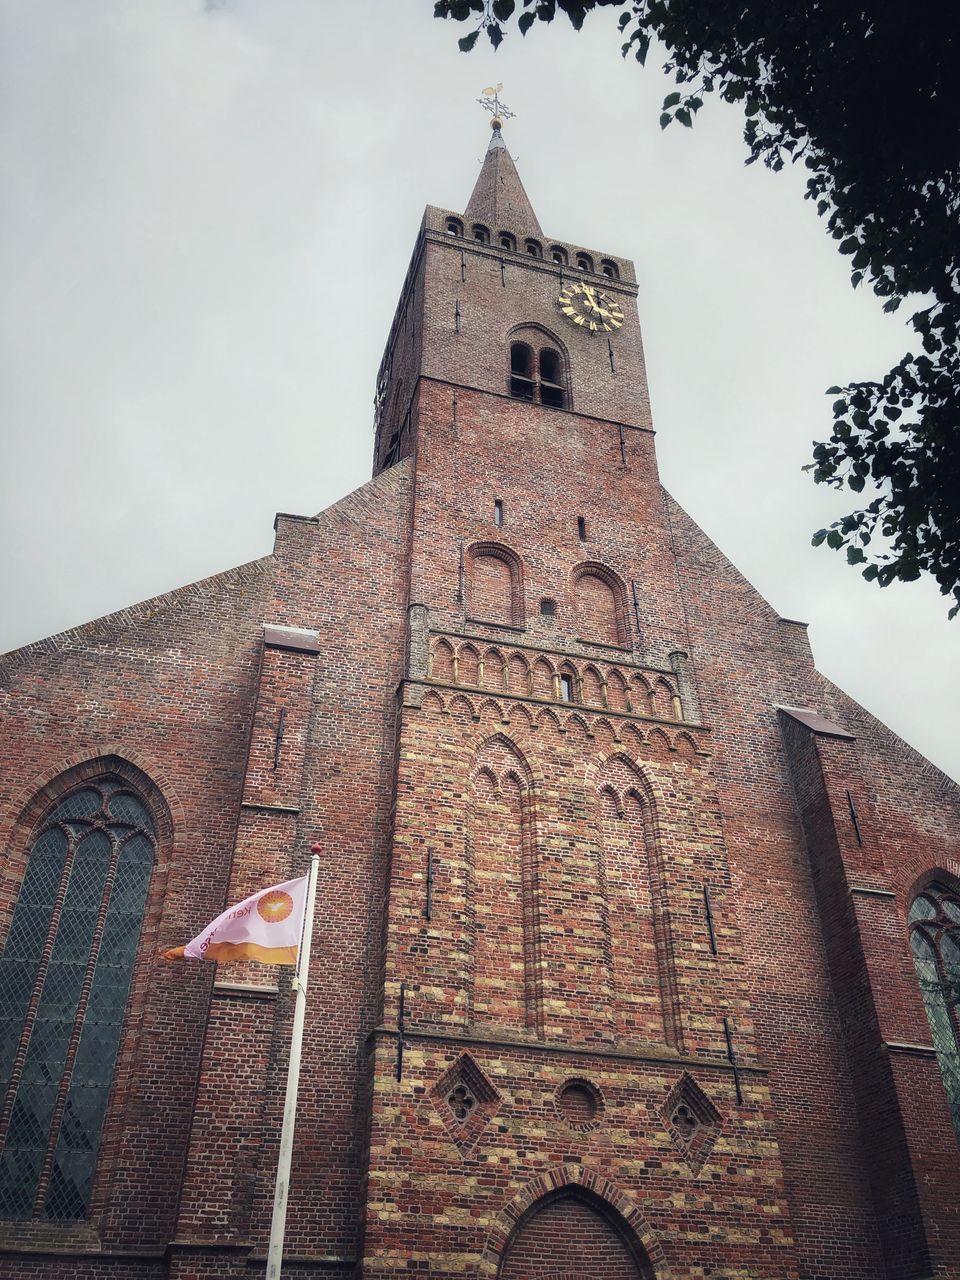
[356,114,960,1279]
[360,112,800,1279]
[0,110,958,1280]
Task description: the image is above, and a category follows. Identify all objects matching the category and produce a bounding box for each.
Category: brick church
[1,113,959,1280]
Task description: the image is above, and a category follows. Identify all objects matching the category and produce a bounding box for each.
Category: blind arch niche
[0,775,157,1220]
[467,542,524,628]
[573,562,629,648]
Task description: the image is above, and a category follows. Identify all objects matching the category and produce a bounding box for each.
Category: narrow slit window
[559,673,575,702]
[577,516,587,541]
[494,499,504,527]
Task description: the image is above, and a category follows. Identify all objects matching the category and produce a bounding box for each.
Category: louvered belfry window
[0,779,154,1220]
[908,884,960,1138]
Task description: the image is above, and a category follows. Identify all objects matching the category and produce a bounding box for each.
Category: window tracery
[0,778,155,1220]
[909,884,960,1136]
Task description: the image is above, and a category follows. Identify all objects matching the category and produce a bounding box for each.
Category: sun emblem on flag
[257,889,294,924]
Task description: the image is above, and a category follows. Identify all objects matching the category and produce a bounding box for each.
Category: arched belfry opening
[497,1185,655,1280]
[507,324,570,410]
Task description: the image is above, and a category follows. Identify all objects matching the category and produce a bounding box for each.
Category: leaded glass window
[0,779,155,1220]
[908,884,960,1139]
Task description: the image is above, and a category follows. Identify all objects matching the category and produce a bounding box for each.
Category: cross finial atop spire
[464,85,542,238]
[477,83,515,131]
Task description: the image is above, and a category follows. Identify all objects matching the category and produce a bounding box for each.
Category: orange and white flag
[162,876,309,966]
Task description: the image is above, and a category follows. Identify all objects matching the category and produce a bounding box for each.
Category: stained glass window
[0,779,154,1219]
[908,885,960,1139]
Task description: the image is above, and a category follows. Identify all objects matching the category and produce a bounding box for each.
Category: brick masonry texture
[1,133,959,1280]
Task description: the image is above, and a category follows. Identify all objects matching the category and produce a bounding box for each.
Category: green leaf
[518,10,535,33]
[811,529,828,547]
[458,29,480,51]
[826,530,844,549]
[663,91,682,108]
[492,0,514,18]
[676,108,692,127]
[846,546,866,564]
[659,112,671,129]
[488,22,504,47]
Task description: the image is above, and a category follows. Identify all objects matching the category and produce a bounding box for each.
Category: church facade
[0,121,958,1280]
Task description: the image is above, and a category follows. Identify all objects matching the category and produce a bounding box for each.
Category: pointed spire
[464,122,544,240]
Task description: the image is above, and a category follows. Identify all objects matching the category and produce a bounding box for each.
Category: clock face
[557,281,624,334]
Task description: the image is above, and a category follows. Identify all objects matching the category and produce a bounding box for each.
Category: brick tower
[0,119,958,1280]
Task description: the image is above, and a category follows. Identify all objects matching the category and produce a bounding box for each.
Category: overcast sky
[2,0,957,781]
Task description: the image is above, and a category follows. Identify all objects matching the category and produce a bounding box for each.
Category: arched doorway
[498,1186,654,1280]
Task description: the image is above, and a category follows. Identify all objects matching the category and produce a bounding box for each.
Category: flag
[162,875,309,965]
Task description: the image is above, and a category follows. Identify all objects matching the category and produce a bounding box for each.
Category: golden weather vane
[477,83,516,129]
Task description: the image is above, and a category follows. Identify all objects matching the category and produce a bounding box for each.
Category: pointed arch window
[0,779,155,1219]
[908,885,960,1137]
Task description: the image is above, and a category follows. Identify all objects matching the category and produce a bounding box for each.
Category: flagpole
[266,847,320,1280]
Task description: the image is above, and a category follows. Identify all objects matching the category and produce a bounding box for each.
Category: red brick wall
[0,559,272,1266]
[499,1190,649,1279]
